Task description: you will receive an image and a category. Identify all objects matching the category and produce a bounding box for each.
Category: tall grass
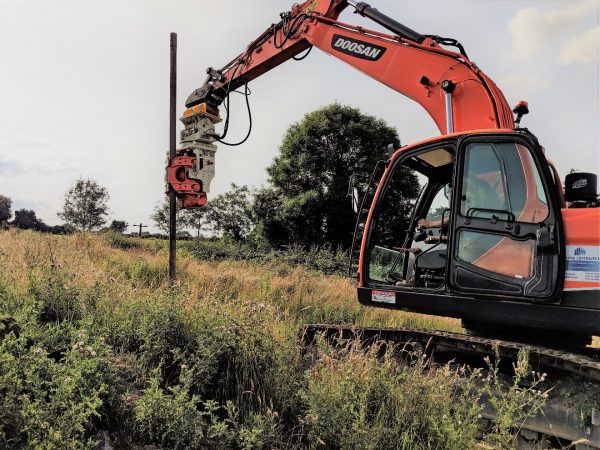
[301,341,484,449]
[0,230,566,448]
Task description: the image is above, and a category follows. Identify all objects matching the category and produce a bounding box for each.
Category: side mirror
[348,175,363,214]
[387,143,396,159]
[351,187,360,213]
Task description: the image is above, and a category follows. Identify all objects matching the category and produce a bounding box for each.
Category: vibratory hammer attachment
[166,103,221,209]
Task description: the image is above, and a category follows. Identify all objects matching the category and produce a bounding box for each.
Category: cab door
[448,134,564,302]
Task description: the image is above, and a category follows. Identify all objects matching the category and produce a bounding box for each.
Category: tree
[12,209,46,231]
[255,103,408,249]
[49,224,75,235]
[151,199,183,234]
[58,178,109,231]
[182,207,211,238]
[208,184,254,241]
[0,195,11,224]
[252,187,289,247]
[109,220,128,233]
[151,199,211,236]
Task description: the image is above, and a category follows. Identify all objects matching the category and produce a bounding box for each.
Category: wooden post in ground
[168,32,177,281]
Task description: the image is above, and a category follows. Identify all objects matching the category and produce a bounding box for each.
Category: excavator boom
[170,0,516,208]
[185,0,513,133]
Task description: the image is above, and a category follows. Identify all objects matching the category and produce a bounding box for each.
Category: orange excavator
[167,0,600,348]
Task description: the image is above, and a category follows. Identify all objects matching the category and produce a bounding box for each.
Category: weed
[0,231,567,449]
[0,316,116,448]
[483,349,551,449]
[300,342,483,449]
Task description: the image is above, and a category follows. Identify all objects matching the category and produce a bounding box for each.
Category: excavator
[167,1,600,445]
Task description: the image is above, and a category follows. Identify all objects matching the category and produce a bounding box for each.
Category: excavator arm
[168,0,515,208]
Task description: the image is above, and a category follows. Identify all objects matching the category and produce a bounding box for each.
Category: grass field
[0,230,585,449]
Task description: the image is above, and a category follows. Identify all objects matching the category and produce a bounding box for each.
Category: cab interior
[367,146,455,290]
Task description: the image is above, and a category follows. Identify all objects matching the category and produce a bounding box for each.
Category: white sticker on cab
[372,290,395,304]
[566,245,600,282]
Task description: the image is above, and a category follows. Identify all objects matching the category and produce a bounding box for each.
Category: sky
[0,0,598,233]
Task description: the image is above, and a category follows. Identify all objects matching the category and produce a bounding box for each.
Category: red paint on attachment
[166,154,207,209]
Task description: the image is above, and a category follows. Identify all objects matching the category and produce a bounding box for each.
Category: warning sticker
[372,290,395,304]
[565,245,600,282]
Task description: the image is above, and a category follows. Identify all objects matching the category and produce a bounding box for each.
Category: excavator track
[301,324,600,382]
[301,324,600,448]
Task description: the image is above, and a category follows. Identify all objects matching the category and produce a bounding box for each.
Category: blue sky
[0,0,598,232]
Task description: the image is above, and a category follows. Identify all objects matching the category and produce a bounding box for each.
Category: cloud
[0,135,78,176]
[499,74,551,92]
[0,155,25,177]
[508,0,598,58]
[559,27,600,65]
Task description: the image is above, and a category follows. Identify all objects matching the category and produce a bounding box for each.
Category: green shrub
[186,238,348,275]
[134,377,205,449]
[0,317,117,449]
[101,232,167,254]
[28,260,82,324]
[300,343,483,450]
[134,379,284,449]
[133,296,301,420]
[186,237,262,262]
[101,231,142,250]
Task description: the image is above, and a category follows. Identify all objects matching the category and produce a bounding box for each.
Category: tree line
[0,179,124,234]
[1,104,417,250]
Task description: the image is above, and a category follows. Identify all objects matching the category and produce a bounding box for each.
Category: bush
[134,380,283,449]
[129,297,300,448]
[133,297,300,420]
[0,316,117,448]
[101,231,142,250]
[187,238,348,276]
[300,342,483,449]
[134,378,205,449]
[0,231,557,449]
[28,257,83,324]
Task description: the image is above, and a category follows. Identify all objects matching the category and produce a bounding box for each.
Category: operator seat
[416,249,446,270]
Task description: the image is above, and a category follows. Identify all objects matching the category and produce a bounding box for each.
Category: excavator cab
[351,130,598,338]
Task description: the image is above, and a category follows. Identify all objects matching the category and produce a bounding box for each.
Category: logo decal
[331,34,386,61]
[572,178,588,189]
[566,245,600,283]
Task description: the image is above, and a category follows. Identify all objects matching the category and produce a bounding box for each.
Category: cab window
[367,147,454,288]
[460,142,548,222]
[457,142,549,279]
